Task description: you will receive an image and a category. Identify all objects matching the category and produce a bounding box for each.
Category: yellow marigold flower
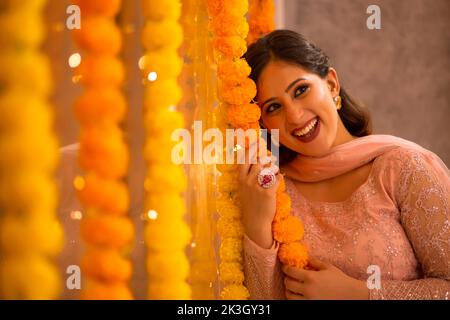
[274,191,292,221]
[81,280,133,300]
[76,55,124,87]
[226,103,261,129]
[0,8,44,51]
[272,215,305,243]
[142,0,181,21]
[223,0,249,17]
[144,192,186,219]
[0,216,63,257]
[144,165,187,194]
[217,58,251,84]
[217,217,244,238]
[279,242,309,268]
[220,284,250,300]
[144,108,184,135]
[143,138,178,164]
[142,20,183,51]
[145,219,191,252]
[141,50,182,80]
[73,17,122,55]
[220,237,243,263]
[144,79,182,108]
[81,215,134,249]
[216,198,241,219]
[213,36,247,58]
[147,252,189,282]
[220,262,245,284]
[74,88,127,125]
[148,281,191,300]
[0,255,61,299]
[81,248,132,282]
[0,171,57,215]
[0,52,52,97]
[218,172,238,193]
[75,0,121,17]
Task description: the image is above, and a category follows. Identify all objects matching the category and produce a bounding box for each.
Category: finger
[282,265,311,282]
[238,142,259,179]
[284,276,305,295]
[285,289,306,300]
[247,162,263,181]
[307,258,330,271]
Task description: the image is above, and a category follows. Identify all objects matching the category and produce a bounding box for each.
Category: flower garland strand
[208,0,308,300]
[0,0,63,299]
[207,0,254,300]
[72,0,133,299]
[141,0,191,299]
[247,0,275,45]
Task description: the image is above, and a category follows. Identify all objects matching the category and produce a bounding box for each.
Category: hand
[238,141,280,249]
[282,258,369,300]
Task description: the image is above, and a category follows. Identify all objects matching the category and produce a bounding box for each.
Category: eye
[266,103,281,114]
[294,85,309,97]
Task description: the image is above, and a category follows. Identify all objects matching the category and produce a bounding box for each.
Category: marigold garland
[73,0,133,300]
[0,0,63,299]
[208,0,309,300]
[247,0,275,45]
[141,0,191,299]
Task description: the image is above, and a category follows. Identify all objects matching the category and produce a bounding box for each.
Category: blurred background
[43,0,449,299]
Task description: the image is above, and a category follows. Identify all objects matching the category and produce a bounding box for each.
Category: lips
[291,117,321,143]
[291,117,319,137]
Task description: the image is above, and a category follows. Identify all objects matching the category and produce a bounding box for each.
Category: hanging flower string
[141,0,191,299]
[208,0,308,300]
[247,0,275,45]
[72,0,133,299]
[0,0,63,299]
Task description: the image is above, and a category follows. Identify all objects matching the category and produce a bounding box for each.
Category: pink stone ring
[257,168,276,189]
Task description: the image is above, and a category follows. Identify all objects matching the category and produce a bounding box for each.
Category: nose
[284,101,304,127]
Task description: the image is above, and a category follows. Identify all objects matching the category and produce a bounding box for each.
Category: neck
[331,118,356,148]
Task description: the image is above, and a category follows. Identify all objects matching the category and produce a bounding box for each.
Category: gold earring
[334,96,342,110]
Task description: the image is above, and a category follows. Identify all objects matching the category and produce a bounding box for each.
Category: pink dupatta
[281,134,450,183]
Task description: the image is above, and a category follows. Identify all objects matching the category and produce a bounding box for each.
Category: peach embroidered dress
[243,135,450,300]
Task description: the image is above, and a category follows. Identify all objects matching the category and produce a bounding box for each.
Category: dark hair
[243,30,372,165]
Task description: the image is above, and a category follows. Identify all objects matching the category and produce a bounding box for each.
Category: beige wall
[285,0,450,165]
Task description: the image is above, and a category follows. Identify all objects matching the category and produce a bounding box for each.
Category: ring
[257,168,276,189]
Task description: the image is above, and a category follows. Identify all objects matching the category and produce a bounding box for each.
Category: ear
[326,67,340,97]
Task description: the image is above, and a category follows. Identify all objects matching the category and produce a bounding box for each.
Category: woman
[239,30,450,300]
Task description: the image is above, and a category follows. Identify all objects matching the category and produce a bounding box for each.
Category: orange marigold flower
[76,55,124,88]
[73,17,122,55]
[81,280,133,300]
[217,58,251,84]
[273,215,304,243]
[74,88,126,125]
[81,215,134,249]
[274,191,291,221]
[213,36,247,58]
[81,248,132,282]
[226,103,260,129]
[220,284,249,300]
[210,15,249,38]
[221,78,257,105]
[278,242,309,268]
[75,0,121,17]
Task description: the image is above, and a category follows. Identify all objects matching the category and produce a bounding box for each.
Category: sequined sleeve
[370,149,450,300]
[243,234,286,299]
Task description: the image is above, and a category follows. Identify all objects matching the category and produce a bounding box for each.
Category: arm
[371,150,450,300]
[243,234,286,300]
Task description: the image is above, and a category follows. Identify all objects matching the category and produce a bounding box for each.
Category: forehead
[257,60,313,99]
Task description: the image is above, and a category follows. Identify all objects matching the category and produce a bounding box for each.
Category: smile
[291,117,320,143]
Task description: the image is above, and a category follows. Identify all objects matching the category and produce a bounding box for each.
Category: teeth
[294,118,318,137]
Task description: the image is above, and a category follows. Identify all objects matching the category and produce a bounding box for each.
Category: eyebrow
[259,77,308,109]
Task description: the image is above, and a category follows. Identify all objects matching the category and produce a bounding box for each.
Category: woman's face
[257,60,353,157]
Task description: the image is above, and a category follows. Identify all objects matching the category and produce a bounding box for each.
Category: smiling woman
[239,30,450,300]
